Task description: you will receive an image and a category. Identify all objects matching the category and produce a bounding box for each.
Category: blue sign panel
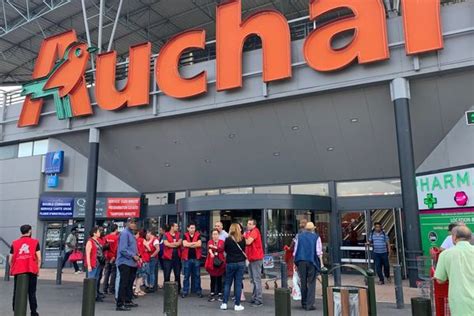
[44,151,64,174]
[39,197,74,218]
[47,175,59,188]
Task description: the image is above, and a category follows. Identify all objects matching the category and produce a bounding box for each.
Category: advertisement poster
[419,208,474,256]
[39,197,74,218]
[73,197,106,218]
[106,197,141,218]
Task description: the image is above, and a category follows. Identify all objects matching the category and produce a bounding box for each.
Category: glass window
[175,192,186,200]
[291,183,329,196]
[0,144,18,160]
[33,139,48,155]
[221,187,253,195]
[190,189,220,197]
[336,179,401,197]
[254,185,289,194]
[18,141,33,157]
[146,193,168,205]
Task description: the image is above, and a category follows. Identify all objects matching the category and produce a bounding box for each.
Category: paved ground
[0,269,416,315]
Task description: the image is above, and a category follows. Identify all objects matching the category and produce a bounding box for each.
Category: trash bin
[327,286,369,316]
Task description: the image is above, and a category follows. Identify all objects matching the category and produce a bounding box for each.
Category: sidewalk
[0,268,416,315]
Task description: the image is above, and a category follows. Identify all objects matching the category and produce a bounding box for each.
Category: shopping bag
[69,250,83,262]
[291,268,301,301]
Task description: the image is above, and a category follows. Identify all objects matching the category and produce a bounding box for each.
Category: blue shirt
[116,228,137,267]
[369,231,389,254]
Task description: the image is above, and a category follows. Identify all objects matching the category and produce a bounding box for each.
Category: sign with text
[416,167,474,210]
[44,151,64,174]
[39,197,74,218]
[73,197,106,218]
[106,198,141,218]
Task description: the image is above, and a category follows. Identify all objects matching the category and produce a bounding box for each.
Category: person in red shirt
[181,223,203,298]
[134,229,150,296]
[205,229,226,302]
[10,224,41,316]
[145,230,160,292]
[244,219,264,307]
[162,223,182,292]
[103,224,119,295]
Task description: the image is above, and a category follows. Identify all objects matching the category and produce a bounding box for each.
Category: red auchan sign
[18,0,443,127]
[106,197,141,218]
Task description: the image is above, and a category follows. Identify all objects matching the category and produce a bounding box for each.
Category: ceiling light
[291,126,300,131]
[350,118,359,123]
[327,147,335,151]
[173,140,179,144]
[273,152,281,156]
[164,162,171,167]
[134,145,142,150]
[228,133,236,139]
[204,159,211,163]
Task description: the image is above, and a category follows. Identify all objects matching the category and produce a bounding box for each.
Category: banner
[73,197,106,218]
[39,197,74,218]
[106,197,140,218]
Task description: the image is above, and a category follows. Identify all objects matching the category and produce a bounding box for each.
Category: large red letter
[95,42,151,110]
[156,30,207,98]
[216,0,292,91]
[304,0,389,72]
[18,30,92,127]
[402,0,443,55]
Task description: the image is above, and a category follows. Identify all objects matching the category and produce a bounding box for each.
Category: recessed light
[204,159,211,163]
[291,126,300,131]
[173,140,179,144]
[273,152,281,156]
[134,145,142,150]
[164,162,171,167]
[327,147,335,151]
[228,133,236,139]
[350,118,359,123]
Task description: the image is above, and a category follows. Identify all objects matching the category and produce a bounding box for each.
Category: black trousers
[210,275,223,295]
[117,265,137,306]
[62,250,79,272]
[12,273,38,314]
[296,261,316,309]
[103,261,116,293]
[163,259,181,291]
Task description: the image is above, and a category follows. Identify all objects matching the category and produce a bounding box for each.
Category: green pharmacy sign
[467,111,474,126]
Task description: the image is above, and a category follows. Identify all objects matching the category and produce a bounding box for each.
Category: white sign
[416,167,474,210]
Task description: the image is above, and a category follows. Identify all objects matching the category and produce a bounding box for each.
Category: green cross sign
[467,111,474,126]
[424,193,438,209]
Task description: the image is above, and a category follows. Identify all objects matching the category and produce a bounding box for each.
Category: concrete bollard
[81,278,96,316]
[280,261,288,288]
[163,281,178,316]
[411,297,432,316]
[366,269,377,316]
[4,255,10,281]
[394,265,404,309]
[275,288,291,316]
[321,267,329,316]
[14,274,29,316]
[56,256,62,285]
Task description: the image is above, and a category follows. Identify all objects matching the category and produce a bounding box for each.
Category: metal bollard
[81,278,96,316]
[321,267,329,316]
[163,281,178,316]
[275,288,291,316]
[411,297,432,316]
[56,256,62,285]
[394,264,404,309]
[4,255,10,281]
[366,269,377,316]
[14,274,29,316]
[334,264,342,286]
[280,261,288,288]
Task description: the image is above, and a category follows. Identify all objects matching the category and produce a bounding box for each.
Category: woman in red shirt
[134,230,150,296]
[85,227,102,280]
[205,229,226,302]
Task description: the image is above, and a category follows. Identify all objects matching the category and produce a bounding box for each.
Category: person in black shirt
[220,223,246,312]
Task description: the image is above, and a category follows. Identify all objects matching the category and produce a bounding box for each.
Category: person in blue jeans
[368,222,391,285]
[181,223,203,298]
[146,230,160,292]
[220,223,246,312]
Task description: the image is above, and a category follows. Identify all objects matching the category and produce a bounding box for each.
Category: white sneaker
[74,271,81,275]
[234,305,245,311]
[220,303,228,310]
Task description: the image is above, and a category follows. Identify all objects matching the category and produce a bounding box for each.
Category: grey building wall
[0,155,43,254]
[417,105,474,173]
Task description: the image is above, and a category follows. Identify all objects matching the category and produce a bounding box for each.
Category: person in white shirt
[215,221,228,241]
[440,222,465,251]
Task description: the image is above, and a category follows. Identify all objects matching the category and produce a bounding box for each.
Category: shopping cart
[262,251,285,290]
[430,248,450,316]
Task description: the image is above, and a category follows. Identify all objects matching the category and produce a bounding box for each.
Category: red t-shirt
[245,228,264,261]
[104,233,118,261]
[137,237,150,263]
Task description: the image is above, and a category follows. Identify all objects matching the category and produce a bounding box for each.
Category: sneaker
[378,281,385,285]
[220,303,228,310]
[251,302,263,307]
[208,296,216,302]
[116,305,131,311]
[234,305,245,311]
[74,271,81,275]
[218,294,223,302]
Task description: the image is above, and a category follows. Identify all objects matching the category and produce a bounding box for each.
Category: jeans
[163,259,182,291]
[182,259,202,295]
[222,261,245,305]
[62,250,79,272]
[210,275,223,295]
[296,261,316,309]
[248,260,263,304]
[96,265,104,296]
[373,252,390,282]
[103,261,116,293]
[12,273,38,315]
[87,267,100,279]
[148,257,159,289]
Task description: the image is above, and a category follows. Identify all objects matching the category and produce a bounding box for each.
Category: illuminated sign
[18,0,444,127]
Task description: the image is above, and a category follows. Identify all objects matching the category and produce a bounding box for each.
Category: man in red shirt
[103,224,119,295]
[163,223,182,292]
[244,219,264,307]
[10,224,41,316]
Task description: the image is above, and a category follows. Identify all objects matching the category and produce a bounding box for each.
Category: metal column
[390,78,422,288]
[84,128,100,237]
[328,181,341,285]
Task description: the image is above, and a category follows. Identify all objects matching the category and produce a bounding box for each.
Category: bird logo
[21,42,97,120]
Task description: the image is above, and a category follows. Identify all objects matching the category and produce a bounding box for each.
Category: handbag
[213,256,223,267]
[68,250,83,262]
